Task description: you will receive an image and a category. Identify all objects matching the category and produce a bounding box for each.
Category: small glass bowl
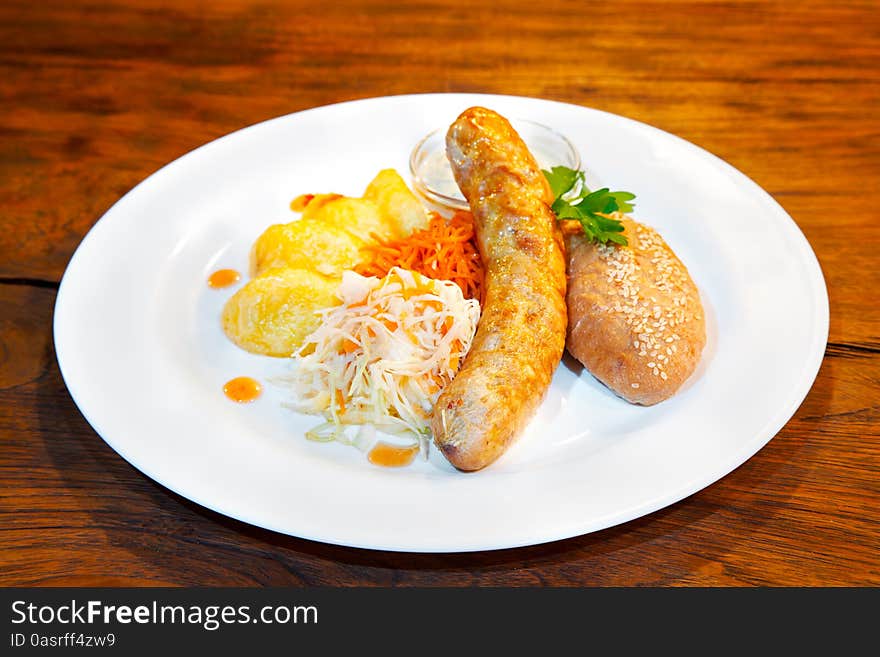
[409,118,581,212]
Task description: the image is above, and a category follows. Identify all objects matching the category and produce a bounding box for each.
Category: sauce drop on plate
[367,442,419,468]
[224,376,262,403]
[208,268,241,289]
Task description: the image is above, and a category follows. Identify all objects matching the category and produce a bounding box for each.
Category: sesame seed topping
[588,217,702,381]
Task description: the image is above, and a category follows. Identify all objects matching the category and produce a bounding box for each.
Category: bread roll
[565,216,705,405]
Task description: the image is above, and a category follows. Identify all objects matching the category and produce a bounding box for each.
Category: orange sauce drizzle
[290,193,343,212]
[223,376,262,403]
[208,268,241,289]
[289,194,314,212]
[367,442,419,468]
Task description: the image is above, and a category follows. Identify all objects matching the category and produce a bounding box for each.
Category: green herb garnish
[542,165,635,246]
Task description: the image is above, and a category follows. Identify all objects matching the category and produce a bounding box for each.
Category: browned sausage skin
[430,107,567,471]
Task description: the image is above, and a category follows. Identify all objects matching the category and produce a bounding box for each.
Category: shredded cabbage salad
[286,267,480,454]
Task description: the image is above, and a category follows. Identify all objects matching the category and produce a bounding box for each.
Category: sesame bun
[565,217,705,405]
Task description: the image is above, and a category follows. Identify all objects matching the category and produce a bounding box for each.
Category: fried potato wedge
[252,218,364,277]
[363,168,430,237]
[221,267,340,357]
[223,169,429,359]
[301,196,396,243]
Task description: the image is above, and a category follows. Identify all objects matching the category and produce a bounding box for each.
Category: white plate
[54,94,829,552]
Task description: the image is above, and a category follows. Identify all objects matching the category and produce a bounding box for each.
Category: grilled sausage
[430,107,567,471]
[565,216,705,405]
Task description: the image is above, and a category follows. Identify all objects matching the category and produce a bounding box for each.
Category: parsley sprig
[542,165,635,246]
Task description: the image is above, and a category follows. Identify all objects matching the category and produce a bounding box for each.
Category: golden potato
[221,267,340,357]
[363,168,430,237]
[223,168,430,359]
[252,218,364,277]
[301,196,397,243]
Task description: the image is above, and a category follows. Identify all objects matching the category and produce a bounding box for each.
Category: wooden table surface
[2,0,877,587]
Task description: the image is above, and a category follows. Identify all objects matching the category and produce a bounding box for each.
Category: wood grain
[1,0,878,586]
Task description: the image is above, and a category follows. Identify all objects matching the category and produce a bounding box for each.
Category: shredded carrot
[341,338,360,354]
[355,211,485,305]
